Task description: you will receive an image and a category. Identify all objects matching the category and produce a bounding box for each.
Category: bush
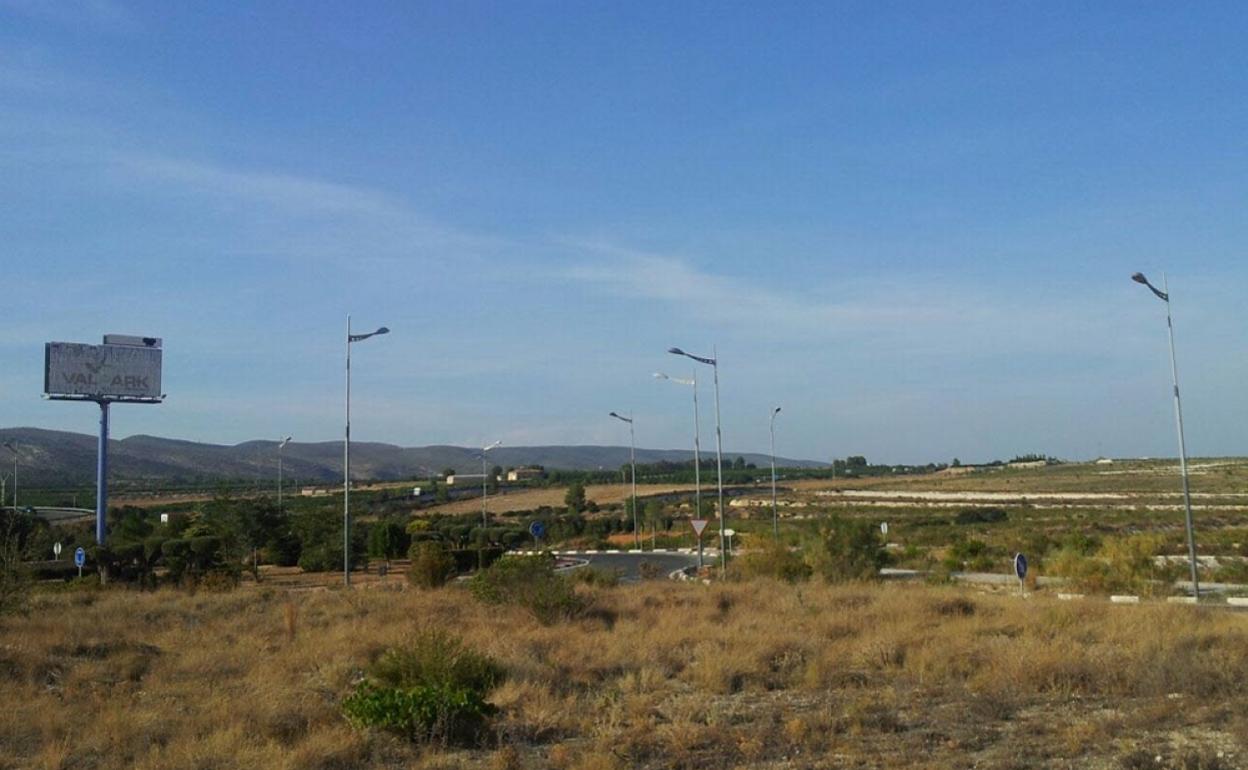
[343,682,495,745]
[469,555,585,625]
[944,538,998,572]
[954,508,1008,525]
[371,629,505,692]
[0,521,30,618]
[342,631,503,745]
[730,539,812,583]
[810,517,887,582]
[1047,535,1179,596]
[408,542,456,589]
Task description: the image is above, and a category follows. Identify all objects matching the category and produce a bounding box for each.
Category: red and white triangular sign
[690,519,709,537]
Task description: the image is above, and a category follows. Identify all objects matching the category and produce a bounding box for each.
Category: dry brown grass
[422,484,700,516]
[2,580,1247,769]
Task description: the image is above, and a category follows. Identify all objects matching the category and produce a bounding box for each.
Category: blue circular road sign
[1014,553,1028,580]
[529,521,546,539]
[74,547,86,568]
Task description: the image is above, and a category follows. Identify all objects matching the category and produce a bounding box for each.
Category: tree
[408,541,456,589]
[369,517,410,561]
[293,507,366,572]
[564,482,587,514]
[732,456,746,470]
[810,516,886,582]
[439,468,456,479]
[846,456,868,468]
[643,500,664,548]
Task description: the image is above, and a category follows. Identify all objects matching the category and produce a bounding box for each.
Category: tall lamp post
[770,407,782,539]
[669,346,726,575]
[653,372,702,519]
[481,440,501,528]
[277,436,292,515]
[1132,272,1200,598]
[344,316,390,587]
[608,412,639,549]
[2,443,15,512]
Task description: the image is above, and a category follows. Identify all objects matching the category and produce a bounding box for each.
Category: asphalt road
[560,551,700,582]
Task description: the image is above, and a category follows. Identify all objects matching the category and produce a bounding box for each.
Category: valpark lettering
[61,373,150,389]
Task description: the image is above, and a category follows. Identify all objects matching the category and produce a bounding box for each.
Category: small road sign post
[880,522,888,536]
[724,528,736,557]
[690,518,709,569]
[529,520,546,549]
[53,542,62,560]
[1014,553,1028,596]
[74,546,85,579]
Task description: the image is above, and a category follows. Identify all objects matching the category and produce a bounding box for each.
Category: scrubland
[3,578,1248,770]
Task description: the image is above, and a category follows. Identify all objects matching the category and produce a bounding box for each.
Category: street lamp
[669,346,726,575]
[345,316,390,587]
[278,437,292,515]
[609,411,639,549]
[3,443,16,512]
[770,407,782,539]
[481,440,501,528]
[653,372,702,520]
[1131,272,1200,599]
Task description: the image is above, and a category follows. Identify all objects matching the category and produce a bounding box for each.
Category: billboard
[44,342,162,400]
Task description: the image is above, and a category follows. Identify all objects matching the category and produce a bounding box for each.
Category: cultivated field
[3,580,1247,770]
[422,483,702,517]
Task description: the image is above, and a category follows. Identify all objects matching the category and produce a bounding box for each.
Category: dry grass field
[3,579,1247,770]
[424,483,701,517]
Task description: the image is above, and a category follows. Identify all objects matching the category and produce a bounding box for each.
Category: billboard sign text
[45,342,162,400]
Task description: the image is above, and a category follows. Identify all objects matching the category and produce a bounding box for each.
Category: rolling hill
[0,428,826,487]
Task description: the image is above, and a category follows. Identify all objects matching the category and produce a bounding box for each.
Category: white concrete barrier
[1057,593,1085,601]
[1226,597,1248,607]
[1110,595,1141,604]
[1166,596,1197,604]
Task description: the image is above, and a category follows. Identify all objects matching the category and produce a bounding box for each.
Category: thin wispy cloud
[565,240,986,335]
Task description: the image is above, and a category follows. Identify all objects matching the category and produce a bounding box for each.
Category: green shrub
[408,541,456,589]
[371,630,504,694]
[953,508,1008,525]
[1047,535,1178,596]
[342,630,503,745]
[343,681,496,744]
[469,555,585,625]
[944,538,999,572]
[730,539,812,583]
[810,516,887,582]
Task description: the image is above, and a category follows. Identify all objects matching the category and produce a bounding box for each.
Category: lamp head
[375,327,390,335]
[667,347,684,356]
[1131,272,1169,301]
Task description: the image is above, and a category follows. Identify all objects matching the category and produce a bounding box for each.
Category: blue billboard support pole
[96,400,109,545]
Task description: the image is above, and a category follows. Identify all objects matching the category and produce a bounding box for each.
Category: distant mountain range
[0,428,827,487]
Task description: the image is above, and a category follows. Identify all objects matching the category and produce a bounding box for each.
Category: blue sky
[2,1,1247,464]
